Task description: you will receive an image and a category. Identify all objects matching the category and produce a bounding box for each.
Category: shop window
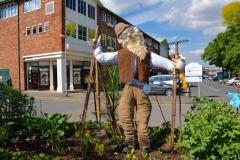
[88,4,95,20]
[44,22,49,32]
[78,0,86,15]
[45,1,54,15]
[38,24,43,33]
[78,25,87,41]
[26,26,31,36]
[39,68,49,86]
[32,25,37,34]
[107,36,112,47]
[24,0,41,13]
[88,28,95,40]
[66,0,76,11]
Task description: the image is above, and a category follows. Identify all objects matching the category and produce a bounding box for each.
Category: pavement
[24,80,240,127]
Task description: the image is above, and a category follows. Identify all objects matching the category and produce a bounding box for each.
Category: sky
[100,0,238,67]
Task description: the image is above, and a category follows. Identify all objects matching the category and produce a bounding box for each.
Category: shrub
[0,83,36,124]
[0,126,7,147]
[19,113,72,153]
[179,97,240,160]
[0,148,59,160]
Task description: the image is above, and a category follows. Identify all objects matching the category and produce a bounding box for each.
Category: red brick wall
[97,6,160,54]
[0,0,64,90]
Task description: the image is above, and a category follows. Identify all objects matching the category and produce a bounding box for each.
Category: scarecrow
[94,22,185,153]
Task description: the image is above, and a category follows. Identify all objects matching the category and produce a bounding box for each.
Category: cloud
[190,49,204,56]
[100,0,164,14]
[103,0,236,36]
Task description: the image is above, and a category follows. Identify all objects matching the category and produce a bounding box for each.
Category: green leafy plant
[178,97,240,159]
[94,143,105,156]
[0,82,36,124]
[0,148,59,160]
[0,126,7,147]
[20,113,72,153]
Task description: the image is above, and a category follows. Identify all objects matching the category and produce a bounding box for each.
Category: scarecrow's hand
[172,55,186,71]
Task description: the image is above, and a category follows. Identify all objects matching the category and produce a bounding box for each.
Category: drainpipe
[17,0,21,92]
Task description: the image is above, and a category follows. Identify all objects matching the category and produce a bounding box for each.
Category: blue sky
[100,0,238,66]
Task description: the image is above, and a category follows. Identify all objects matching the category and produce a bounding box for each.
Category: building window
[78,0,86,15]
[66,21,76,38]
[106,14,111,24]
[88,28,95,40]
[78,25,87,41]
[107,36,112,47]
[66,0,76,11]
[45,1,54,15]
[101,11,106,22]
[24,0,41,13]
[0,3,18,19]
[101,33,107,46]
[38,24,43,33]
[32,25,37,34]
[44,22,49,32]
[88,4,95,20]
[111,17,116,27]
[112,37,116,49]
[26,27,31,36]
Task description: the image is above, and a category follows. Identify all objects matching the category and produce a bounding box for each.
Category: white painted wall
[66,0,97,56]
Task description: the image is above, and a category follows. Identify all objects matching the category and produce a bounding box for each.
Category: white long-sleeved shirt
[94,47,173,71]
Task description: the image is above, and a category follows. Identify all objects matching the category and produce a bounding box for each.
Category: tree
[222,1,240,27]
[202,26,240,76]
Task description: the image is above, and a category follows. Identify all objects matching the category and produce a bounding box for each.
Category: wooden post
[170,43,179,153]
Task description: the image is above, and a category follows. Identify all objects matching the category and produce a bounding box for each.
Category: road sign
[185,63,202,83]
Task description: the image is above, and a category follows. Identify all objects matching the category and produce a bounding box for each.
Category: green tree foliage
[222,1,240,27]
[202,26,240,76]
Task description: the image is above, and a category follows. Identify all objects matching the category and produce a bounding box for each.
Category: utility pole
[168,39,189,153]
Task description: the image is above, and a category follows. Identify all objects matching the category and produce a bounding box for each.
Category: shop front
[25,60,90,91]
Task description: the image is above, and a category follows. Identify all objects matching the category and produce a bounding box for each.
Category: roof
[99,5,160,44]
[157,38,166,43]
[0,0,15,4]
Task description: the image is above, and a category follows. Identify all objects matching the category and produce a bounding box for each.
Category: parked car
[149,75,182,86]
[149,80,173,96]
[218,78,228,84]
[226,77,240,85]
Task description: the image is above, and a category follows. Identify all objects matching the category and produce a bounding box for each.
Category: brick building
[0,0,165,93]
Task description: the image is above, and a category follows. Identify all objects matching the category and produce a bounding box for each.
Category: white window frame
[45,1,54,15]
[32,25,37,34]
[26,26,31,36]
[38,23,43,33]
[101,11,106,22]
[24,0,41,13]
[44,22,49,32]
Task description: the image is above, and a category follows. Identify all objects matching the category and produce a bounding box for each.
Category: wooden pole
[170,43,179,153]
[95,58,101,125]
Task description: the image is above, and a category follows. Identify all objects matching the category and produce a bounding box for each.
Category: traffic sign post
[185,63,203,97]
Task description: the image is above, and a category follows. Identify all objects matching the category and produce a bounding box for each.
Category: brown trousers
[118,85,152,148]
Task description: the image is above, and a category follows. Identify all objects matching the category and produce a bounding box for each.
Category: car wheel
[233,82,236,85]
[165,89,173,96]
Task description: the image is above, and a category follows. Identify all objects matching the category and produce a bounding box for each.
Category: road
[26,80,239,127]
